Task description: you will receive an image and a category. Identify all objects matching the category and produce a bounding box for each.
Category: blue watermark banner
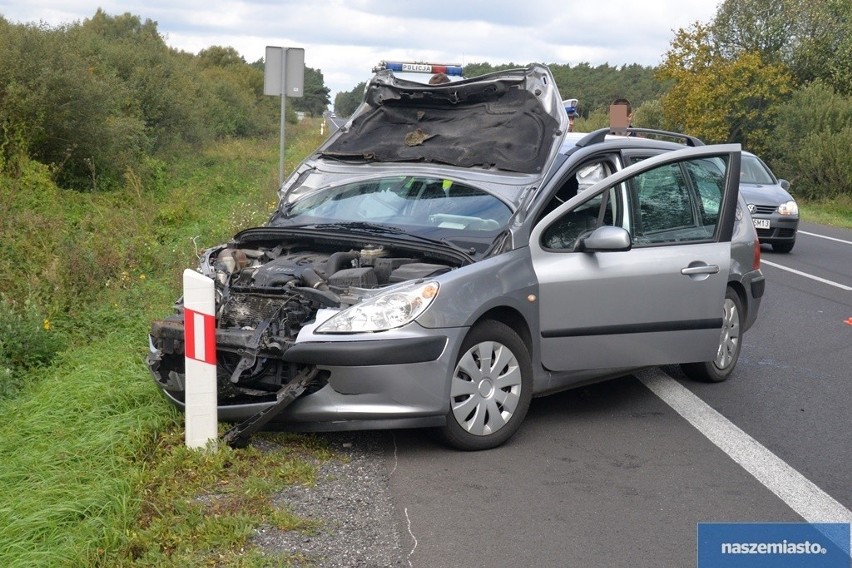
[698,522,851,567]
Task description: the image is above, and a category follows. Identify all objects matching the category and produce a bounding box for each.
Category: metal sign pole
[279,81,286,186]
[264,46,305,188]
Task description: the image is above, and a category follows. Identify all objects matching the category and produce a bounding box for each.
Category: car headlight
[778,200,798,216]
[316,281,439,333]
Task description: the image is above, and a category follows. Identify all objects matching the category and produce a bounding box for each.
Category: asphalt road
[376,220,852,567]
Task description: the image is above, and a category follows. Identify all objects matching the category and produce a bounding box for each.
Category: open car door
[530,144,741,371]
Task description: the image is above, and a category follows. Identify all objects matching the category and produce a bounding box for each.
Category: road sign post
[264,46,305,186]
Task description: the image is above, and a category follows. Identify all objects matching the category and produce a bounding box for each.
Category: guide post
[183,269,218,450]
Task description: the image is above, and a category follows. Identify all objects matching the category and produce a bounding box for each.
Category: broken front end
[147,229,462,421]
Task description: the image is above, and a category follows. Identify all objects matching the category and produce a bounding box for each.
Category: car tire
[681,288,744,383]
[439,320,533,451]
[772,240,795,253]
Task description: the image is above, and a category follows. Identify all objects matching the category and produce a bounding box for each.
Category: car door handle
[681,265,720,275]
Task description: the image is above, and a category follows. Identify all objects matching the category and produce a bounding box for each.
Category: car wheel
[681,288,744,383]
[440,320,533,451]
[772,240,795,253]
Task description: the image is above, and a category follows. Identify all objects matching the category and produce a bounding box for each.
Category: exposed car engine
[147,237,456,404]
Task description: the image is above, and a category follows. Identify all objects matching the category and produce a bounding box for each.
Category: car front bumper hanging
[221,366,319,448]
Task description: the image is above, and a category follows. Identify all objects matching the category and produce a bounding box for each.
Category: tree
[790,0,852,94]
[463,62,516,78]
[658,23,793,154]
[633,99,665,130]
[712,0,796,61]
[195,45,278,136]
[290,67,331,117]
[0,11,282,190]
[771,81,852,199]
[544,62,666,119]
[334,82,366,118]
[711,0,852,94]
[79,10,209,149]
[197,46,246,68]
[0,16,148,190]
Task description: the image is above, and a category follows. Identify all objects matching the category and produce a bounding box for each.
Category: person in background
[429,72,450,85]
[611,98,634,128]
[564,98,579,132]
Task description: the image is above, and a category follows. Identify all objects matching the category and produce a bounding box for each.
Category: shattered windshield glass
[273,176,513,235]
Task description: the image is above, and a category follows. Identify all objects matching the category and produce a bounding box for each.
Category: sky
[0,1,721,100]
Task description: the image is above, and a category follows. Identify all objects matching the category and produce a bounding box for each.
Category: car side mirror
[577,226,632,252]
[779,179,791,191]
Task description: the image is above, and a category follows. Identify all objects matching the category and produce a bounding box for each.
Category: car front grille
[752,205,777,215]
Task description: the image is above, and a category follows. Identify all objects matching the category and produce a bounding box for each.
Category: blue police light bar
[563,98,579,116]
[373,61,464,76]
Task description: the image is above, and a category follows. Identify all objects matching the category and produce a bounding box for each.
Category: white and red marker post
[183,269,218,450]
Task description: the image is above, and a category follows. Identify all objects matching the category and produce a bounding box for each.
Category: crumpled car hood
[318,64,567,175]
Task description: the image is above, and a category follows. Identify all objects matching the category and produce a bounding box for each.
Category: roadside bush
[634,98,665,130]
[0,158,71,312]
[771,82,852,200]
[782,127,852,200]
[0,298,65,400]
[0,117,328,567]
[0,154,168,326]
[199,67,262,138]
[577,107,609,132]
[0,19,147,191]
[1,11,281,192]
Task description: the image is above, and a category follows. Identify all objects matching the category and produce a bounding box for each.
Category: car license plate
[753,218,770,229]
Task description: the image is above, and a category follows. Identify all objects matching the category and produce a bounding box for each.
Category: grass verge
[800,195,852,229]
[0,120,336,566]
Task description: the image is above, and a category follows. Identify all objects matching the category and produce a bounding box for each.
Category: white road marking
[390,432,399,478]
[638,369,852,551]
[405,507,418,568]
[800,230,852,246]
[761,260,852,291]
[391,433,418,567]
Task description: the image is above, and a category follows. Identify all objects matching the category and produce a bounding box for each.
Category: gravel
[250,431,409,567]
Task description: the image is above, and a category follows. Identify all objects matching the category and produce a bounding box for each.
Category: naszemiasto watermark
[720,539,827,555]
[698,522,850,568]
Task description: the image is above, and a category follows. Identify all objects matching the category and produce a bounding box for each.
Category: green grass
[113,430,332,567]
[800,195,852,229]
[0,120,334,567]
[0,325,174,567]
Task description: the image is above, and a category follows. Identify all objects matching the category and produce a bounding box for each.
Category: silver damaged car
[148,64,766,450]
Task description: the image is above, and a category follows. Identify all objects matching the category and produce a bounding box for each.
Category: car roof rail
[627,128,705,146]
[575,128,609,147]
[574,127,704,148]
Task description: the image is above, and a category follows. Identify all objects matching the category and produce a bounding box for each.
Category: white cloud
[0,0,720,97]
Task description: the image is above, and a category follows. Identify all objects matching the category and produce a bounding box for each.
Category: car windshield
[740,155,775,185]
[274,175,513,238]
